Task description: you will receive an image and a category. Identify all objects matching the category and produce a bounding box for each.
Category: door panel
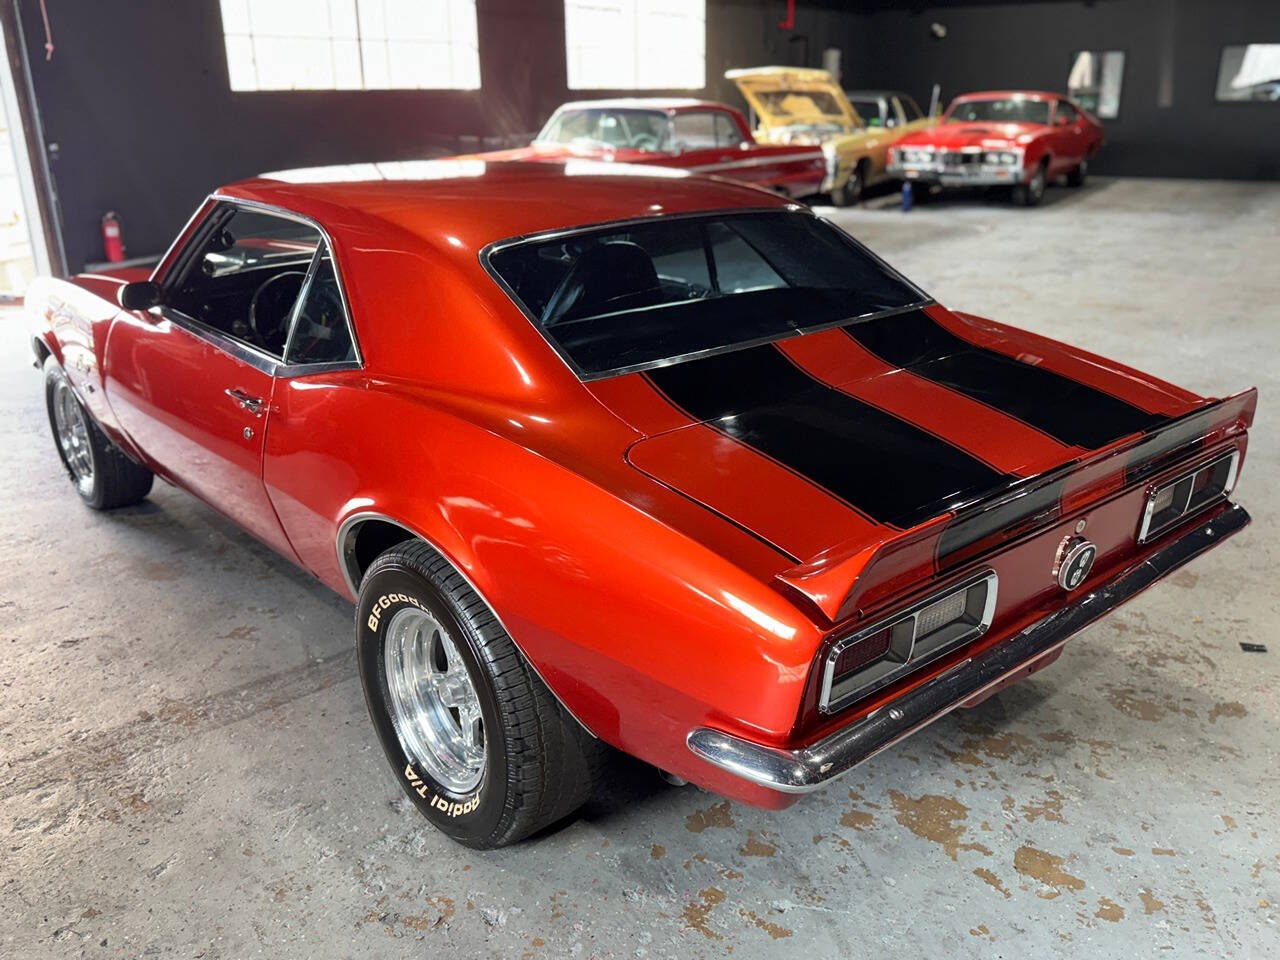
[104,309,297,560]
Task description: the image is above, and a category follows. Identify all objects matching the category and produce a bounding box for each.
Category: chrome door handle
[225,388,264,416]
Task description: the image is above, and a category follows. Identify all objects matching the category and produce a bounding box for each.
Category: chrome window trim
[478,205,934,383]
[148,198,215,285]
[819,569,999,715]
[334,510,597,738]
[149,194,365,378]
[1137,448,1240,544]
[154,305,281,376]
[155,305,363,381]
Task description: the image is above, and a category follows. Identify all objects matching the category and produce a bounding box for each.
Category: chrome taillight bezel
[1137,449,1240,545]
[819,570,998,715]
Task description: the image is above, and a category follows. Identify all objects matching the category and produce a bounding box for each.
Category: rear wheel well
[344,518,416,590]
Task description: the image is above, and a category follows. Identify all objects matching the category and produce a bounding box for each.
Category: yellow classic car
[726,67,933,205]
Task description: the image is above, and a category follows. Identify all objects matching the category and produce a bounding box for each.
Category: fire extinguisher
[102,211,125,262]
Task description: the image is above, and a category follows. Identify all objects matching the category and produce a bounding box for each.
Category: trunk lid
[586,306,1242,618]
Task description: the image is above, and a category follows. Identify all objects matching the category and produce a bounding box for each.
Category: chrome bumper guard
[687,504,1250,794]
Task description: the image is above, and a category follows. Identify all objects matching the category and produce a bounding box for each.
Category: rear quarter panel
[262,375,824,802]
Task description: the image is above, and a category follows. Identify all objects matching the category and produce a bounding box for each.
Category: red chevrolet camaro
[30,162,1254,847]
[471,97,828,197]
[888,90,1105,205]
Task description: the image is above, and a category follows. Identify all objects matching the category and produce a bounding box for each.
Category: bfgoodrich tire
[356,541,608,848]
[44,356,153,510]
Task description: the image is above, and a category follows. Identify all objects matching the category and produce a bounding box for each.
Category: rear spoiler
[775,388,1257,623]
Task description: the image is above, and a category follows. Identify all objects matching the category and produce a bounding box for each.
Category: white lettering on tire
[403,762,479,817]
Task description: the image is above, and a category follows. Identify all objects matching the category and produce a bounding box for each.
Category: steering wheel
[248,271,306,353]
[631,133,660,151]
[289,281,346,361]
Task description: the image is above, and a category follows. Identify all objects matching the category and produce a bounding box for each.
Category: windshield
[947,98,1052,125]
[536,108,671,152]
[487,211,926,379]
[847,98,883,125]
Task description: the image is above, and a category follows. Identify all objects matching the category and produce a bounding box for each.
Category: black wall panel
[847,0,1280,184]
[9,0,1278,272]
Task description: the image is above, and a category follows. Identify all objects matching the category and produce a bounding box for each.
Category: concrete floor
[2,177,1277,959]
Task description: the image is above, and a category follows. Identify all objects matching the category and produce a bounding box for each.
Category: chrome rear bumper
[687,504,1250,794]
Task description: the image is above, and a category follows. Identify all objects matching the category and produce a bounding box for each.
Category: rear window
[486,211,926,379]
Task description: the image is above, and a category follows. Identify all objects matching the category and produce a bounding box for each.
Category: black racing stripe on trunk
[936,474,1067,570]
[644,344,1013,529]
[843,310,1169,449]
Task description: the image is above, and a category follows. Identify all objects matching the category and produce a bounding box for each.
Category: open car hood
[726,67,862,133]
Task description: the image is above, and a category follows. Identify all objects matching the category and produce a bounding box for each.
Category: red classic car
[888,90,1104,205]
[31,162,1254,848]
[469,97,827,197]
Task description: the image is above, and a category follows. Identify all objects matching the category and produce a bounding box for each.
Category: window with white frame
[564,1,706,90]
[219,0,480,92]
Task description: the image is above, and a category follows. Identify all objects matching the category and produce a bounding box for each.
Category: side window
[848,98,881,127]
[1056,101,1079,125]
[167,207,320,358]
[714,112,745,148]
[890,97,908,127]
[285,247,356,365]
[898,95,923,121]
[671,112,717,151]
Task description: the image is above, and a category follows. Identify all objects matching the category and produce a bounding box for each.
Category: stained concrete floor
[2,177,1277,959]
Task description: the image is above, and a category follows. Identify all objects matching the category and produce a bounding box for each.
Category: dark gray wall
[847,0,1280,182]
[10,0,1278,272]
[13,0,861,271]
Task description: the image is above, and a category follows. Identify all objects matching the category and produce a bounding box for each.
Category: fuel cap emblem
[1055,536,1096,592]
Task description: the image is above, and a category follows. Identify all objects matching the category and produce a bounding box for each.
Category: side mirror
[118,280,162,311]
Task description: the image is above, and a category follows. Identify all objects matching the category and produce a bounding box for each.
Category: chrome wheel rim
[52,380,94,496]
[1031,169,1046,198]
[383,606,485,794]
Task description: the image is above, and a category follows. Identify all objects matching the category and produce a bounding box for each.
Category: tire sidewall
[355,561,509,845]
[847,165,863,204]
[1029,166,1046,202]
[44,359,101,507]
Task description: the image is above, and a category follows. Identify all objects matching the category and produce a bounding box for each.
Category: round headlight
[1002,151,1017,164]
[984,152,1000,164]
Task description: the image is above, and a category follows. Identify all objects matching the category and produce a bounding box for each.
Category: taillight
[1138,449,1239,544]
[819,570,998,714]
